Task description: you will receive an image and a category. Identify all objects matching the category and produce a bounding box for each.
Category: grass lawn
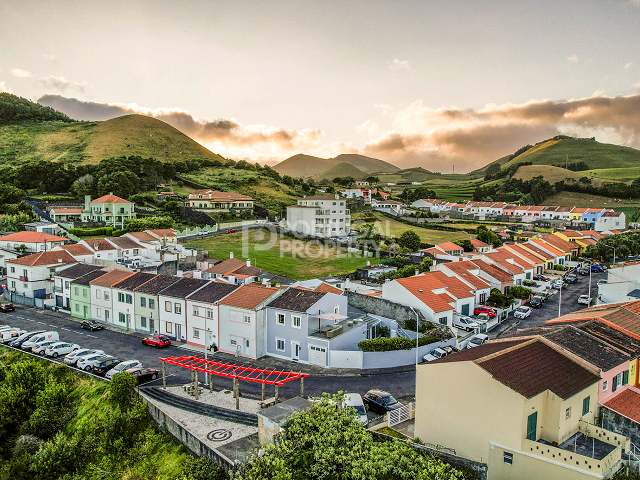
[362,213,472,244]
[185,229,378,280]
[583,166,640,182]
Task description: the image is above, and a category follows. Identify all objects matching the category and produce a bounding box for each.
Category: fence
[388,402,413,427]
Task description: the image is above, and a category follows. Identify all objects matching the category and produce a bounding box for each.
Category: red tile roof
[470,259,513,283]
[147,228,177,238]
[58,243,93,256]
[520,242,555,261]
[603,388,640,423]
[436,241,464,252]
[90,194,131,204]
[546,300,640,340]
[542,234,578,253]
[470,239,490,249]
[8,250,76,266]
[126,231,158,242]
[50,207,82,215]
[484,251,526,274]
[219,283,279,309]
[189,190,253,201]
[395,271,473,313]
[314,283,343,294]
[89,269,135,287]
[83,238,117,252]
[0,231,67,243]
[503,243,545,265]
[442,261,490,289]
[528,238,565,257]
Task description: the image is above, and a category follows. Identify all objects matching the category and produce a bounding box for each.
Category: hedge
[69,226,119,237]
[358,334,442,352]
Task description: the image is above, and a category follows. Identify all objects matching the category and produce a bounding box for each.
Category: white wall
[91,285,114,324]
[158,294,188,340]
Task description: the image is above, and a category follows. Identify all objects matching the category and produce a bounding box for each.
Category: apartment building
[415,337,629,480]
[285,194,351,238]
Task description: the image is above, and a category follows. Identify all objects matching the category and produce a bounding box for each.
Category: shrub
[358,334,441,351]
[551,264,568,271]
[522,279,536,287]
[510,285,532,300]
[69,226,116,237]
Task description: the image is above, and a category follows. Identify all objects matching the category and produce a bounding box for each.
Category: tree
[96,170,140,198]
[0,183,25,204]
[484,163,502,180]
[70,174,96,197]
[179,456,226,480]
[236,395,464,480]
[23,381,73,440]
[109,372,139,412]
[487,288,512,308]
[397,230,421,251]
[400,186,437,203]
[476,225,502,247]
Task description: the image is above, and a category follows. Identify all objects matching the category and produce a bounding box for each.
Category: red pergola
[160,355,310,386]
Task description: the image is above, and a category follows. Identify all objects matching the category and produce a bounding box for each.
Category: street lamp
[558,282,562,318]
[410,307,419,367]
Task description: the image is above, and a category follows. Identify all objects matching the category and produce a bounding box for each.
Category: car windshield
[354,405,366,415]
[516,307,527,313]
[380,395,398,405]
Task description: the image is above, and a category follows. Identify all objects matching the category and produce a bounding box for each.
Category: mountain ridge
[274,152,399,179]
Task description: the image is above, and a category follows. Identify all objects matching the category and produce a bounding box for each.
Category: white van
[343,393,369,426]
[0,328,25,343]
[21,331,59,351]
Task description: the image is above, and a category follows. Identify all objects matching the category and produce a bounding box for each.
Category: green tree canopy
[397,230,422,251]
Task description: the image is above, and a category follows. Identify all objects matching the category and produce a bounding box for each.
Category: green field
[582,166,640,182]
[362,213,472,244]
[186,229,378,279]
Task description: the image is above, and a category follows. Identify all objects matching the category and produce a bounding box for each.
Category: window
[526,412,537,441]
[602,380,608,391]
[74,287,79,296]
[95,289,100,299]
[479,293,487,304]
[243,315,251,324]
[117,292,132,304]
[503,452,513,465]
[292,315,301,328]
[174,303,181,314]
[166,322,173,333]
[565,407,572,420]
[438,317,447,325]
[64,281,69,289]
[149,298,155,309]
[276,338,286,351]
[277,313,285,325]
[140,316,147,328]
[334,305,340,314]
[245,339,250,348]
[582,396,590,416]
[193,328,200,339]
[623,370,629,385]
[118,312,126,324]
[140,297,146,308]
[104,291,109,300]
[165,301,171,312]
[10,266,15,273]
[193,306,200,316]
[206,309,213,319]
[74,303,79,312]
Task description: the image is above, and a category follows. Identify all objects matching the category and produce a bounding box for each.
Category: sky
[1,0,640,172]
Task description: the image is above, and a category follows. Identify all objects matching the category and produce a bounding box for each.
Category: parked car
[91,357,122,376]
[21,331,59,351]
[9,330,44,348]
[551,279,565,289]
[105,359,143,379]
[31,340,59,355]
[453,315,479,331]
[534,274,549,282]
[591,264,606,273]
[0,303,15,312]
[363,389,402,413]
[564,274,578,284]
[578,295,592,305]
[141,335,172,348]
[44,342,80,358]
[126,367,160,384]
[577,267,590,276]
[465,333,489,349]
[423,347,448,362]
[529,296,544,308]
[513,306,532,319]
[80,320,104,331]
[0,324,16,332]
[64,349,104,366]
[343,393,368,426]
[0,328,25,343]
[76,353,111,371]
[473,306,497,318]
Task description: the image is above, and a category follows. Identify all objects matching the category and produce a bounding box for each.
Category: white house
[157,278,210,341]
[89,270,136,326]
[53,263,104,310]
[598,262,640,304]
[371,199,406,216]
[595,210,626,232]
[111,272,157,331]
[285,194,351,238]
[0,231,67,254]
[184,282,240,348]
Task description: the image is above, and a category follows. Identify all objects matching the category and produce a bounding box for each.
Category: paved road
[495,271,605,336]
[0,308,416,401]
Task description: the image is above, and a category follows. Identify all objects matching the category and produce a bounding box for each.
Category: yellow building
[415,337,630,480]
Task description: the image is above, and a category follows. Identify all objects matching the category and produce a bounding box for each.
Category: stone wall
[601,406,640,447]
[347,291,428,325]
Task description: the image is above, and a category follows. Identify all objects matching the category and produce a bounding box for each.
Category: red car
[474,306,497,318]
[141,335,172,348]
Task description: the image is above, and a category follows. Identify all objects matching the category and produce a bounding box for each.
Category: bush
[551,264,568,271]
[510,285,532,300]
[358,334,442,351]
[522,279,536,287]
[69,226,116,237]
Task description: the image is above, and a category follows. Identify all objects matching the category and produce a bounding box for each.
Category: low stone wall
[601,406,640,447]
[143,398,235,469]
[347,291,428,325]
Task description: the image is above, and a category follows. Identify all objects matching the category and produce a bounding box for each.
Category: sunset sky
[2,0,640,172]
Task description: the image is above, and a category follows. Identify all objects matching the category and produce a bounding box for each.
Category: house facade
[54,263,104,310]
[186,189,254,213]
[157,278,210,341]
[81,194,136,227]
[285,194,351,238]
[89,270,134,326]
[69,269,108,320]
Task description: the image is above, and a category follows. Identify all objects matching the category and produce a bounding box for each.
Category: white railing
[387,402,413,427]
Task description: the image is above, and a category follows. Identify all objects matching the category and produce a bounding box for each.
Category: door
[461,304,470,316]
[104,309,110,322]
[308,344,327,367]
[83,305,88,319]
[292,341,301,361]
[175,324,182,341]
[149,318,155,333]
[526,412,538,440]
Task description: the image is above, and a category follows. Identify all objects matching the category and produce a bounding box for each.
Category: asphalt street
[0,308,416,401]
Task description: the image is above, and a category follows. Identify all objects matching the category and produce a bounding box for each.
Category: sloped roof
[436,241,464,251]
[470,259,513,283]
[58,243,93,257]
[159,277,210,299]
[72,269,109,286]
[90,194,131,204]
[470,239,490,249]
[89,269,135,287]
[221,283,280,309]
[8,250,76,266]
[267,287,326,312]
[126,231,158,242]
[188,190,253,201]
[106,236,144,250]
[113,272,156,291]
[0,231,67,243]
[134,274,181,294]
[187,281,239,303]
[84,238,117,252]
[603,388,640,423]
[56,263,103,280]
[394,272,471,313]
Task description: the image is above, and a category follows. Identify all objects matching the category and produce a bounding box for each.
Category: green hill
[274,152,399,179]
[0,93,225,165]
[320,161,367,179]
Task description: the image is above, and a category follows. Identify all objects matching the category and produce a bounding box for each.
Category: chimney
[415,269,420,276]
[246,259,251,267]
[84,195,91,211]
[229,251,234,259]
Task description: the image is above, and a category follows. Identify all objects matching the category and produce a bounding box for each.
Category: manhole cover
[207,429,232,442]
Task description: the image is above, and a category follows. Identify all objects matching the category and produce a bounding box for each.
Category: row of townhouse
[411,199,626,231]
[413,300,640,480]
[53,264,362,366]
[376,233,582,329]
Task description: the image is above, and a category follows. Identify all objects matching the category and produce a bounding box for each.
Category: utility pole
[558,283,562,318]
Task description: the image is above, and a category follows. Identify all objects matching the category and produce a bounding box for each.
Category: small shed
[257,396,313,445]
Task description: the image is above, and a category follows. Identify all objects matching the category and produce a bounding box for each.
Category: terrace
[308,312,379,340]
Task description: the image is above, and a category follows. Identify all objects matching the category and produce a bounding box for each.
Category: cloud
[388,58,411,71]
[567,54,579,64]
[0,81,14,94]
[624,62,634,70]
[10,68,32,78]
[38,76,87,93]
[362,94,640,172]
[37,94,324,161]
[43,53,57,62]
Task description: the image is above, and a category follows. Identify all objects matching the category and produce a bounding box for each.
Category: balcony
[308,314,373,339]
[19,275,28,282]
[522,420,629,477]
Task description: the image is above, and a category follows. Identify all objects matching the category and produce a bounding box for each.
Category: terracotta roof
[314,283,343,294]
[528,238,565,257]
[56,263,103,280]
[220,283,279,309]
[89,269,135,287]
[8,250,76,266]
[147,228,177,238]
[470,239,489,249]
[113,272,156,291]
[571,207,588,214]
[0,231,67,243]
[441,261,490,289]
[57,243,94,257]
[436,241,464,252]
[188,190,253,201]
[603,388,640,423]
[187,281,239,303]
[503,243,545,265]
[50,207,82,215]
[267,287,326,312]
[470,259,513,283]
[478,340,599,399]
[106,236,144,250]
[126,231,158,242]
[520,242,555,261]
[84,238,117,252]
[541,234,577,253]
[484,251,526,274]
[159,278,210,299]
[561,230,584,238]
[206,258,251,275]
[395,272,472,313]
[90,194,131,204]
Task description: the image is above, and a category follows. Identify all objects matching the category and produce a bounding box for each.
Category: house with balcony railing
[285,194,351,238]
[415,337,631,480]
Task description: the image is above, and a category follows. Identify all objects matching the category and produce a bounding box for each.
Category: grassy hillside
[274,152,398,179]
[320,161,367,179]
[511,164,624,186]
[0,92,71,123]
